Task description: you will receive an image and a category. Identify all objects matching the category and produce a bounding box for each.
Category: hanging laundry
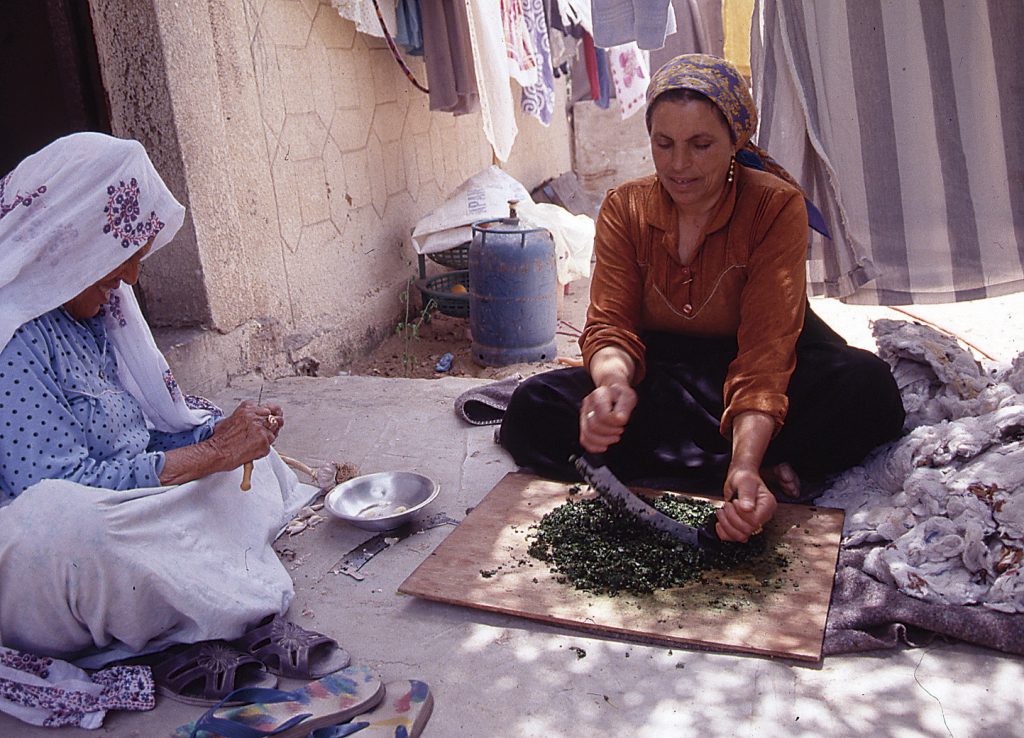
[520,0,556,125]
[650,0,724,72]
[594,47,612,109]
[330,0,397,40]
[395,0,424,55]
[464,0,518,161]
[548,31,578,79]
[607,42,648,119]
[421,0,479,114]
[502,0,540,87]
[553,0,593,34]
[592,0,678,50]
[581,32,600,101]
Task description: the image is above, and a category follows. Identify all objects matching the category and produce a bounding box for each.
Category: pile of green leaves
[527,493,771,596]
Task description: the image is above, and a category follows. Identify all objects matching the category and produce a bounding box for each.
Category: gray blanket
[824,547,1024,656]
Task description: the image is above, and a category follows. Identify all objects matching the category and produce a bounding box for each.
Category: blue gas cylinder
[469,201,557,367]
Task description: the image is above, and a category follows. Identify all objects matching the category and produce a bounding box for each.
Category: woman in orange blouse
[499,55,904,542]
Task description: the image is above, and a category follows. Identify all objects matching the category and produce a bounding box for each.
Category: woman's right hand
[158,401,284,486]
[580,382,637,453]
[206,401,281,468]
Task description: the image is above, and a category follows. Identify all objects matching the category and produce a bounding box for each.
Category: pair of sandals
[169,666,433,737]
[154,615,352,706]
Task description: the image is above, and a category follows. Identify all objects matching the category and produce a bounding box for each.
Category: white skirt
[0,451,313,662]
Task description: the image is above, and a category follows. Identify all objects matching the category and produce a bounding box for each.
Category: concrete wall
[88,0,572,395]
[572,99,653,204]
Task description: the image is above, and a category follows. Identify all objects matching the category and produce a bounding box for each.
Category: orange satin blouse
[580,165,809,437]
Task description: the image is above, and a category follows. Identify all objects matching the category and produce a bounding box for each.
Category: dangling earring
[726,156,736,185]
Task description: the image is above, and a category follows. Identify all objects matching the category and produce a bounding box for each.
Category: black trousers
[499,308,906,491]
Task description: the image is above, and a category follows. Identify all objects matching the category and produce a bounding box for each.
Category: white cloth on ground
[817,319,1024,613]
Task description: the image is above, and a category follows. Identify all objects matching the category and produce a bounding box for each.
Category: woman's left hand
[716,464,777,543]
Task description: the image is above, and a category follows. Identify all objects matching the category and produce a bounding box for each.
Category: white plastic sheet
[410,166,594,285]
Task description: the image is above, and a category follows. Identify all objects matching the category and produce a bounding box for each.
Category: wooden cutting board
[399,472,844,662]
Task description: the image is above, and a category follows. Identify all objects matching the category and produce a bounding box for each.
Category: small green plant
[395,279,436,376]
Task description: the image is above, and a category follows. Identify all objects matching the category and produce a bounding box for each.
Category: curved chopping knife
[572,453,723,549]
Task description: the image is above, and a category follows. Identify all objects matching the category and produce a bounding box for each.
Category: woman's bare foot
[762,462,801,498]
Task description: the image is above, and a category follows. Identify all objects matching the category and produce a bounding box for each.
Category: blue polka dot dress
[0,308,213,503]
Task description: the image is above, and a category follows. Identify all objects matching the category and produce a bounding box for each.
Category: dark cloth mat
[454,374,523,426]
[824,547,1024,656]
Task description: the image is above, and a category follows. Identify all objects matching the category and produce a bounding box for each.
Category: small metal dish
[325,471,440,532]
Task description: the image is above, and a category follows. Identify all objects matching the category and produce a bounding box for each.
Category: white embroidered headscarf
[0,132,210,432]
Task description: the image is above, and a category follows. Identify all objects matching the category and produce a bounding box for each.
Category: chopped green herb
[527,495,785,596]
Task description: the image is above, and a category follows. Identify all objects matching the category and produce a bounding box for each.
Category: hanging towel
[330,0,397,40]
[502,0,540,87]
[607,42,648,119]
[592,0,677,50]
[553,0,593,34]
[594,47,612,110]
[421,0,479,114]
[520,0,556,125]
[395,0,424,55]
[582,32,600,101]
[465,0,519,162]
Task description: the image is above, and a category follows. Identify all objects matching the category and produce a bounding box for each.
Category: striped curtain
[751,0,1024,305]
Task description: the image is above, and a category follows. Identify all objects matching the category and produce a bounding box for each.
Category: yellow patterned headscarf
[646,54,757,149]
[646,53,815,200]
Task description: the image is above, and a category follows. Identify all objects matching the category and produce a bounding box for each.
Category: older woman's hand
[158,400,285,486]
[208,401,284,465]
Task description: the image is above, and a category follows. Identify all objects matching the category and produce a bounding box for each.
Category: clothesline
[330,0,690,161]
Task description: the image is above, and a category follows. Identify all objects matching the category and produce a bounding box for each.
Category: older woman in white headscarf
[0,134,315,673]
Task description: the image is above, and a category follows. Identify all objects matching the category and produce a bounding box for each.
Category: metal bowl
[325,471,439,532]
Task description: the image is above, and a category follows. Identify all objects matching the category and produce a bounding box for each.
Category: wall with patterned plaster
[88,0,572,391]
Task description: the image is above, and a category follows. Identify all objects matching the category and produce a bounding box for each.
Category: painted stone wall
[88,0,572,393]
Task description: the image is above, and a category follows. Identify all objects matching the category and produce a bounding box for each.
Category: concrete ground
[5,291,1024,737]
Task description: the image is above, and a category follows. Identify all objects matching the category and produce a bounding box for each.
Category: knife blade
[572,453,722,549]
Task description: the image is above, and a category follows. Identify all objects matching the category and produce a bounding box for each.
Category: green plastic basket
[426,243,470,270]
[415,270,469,318]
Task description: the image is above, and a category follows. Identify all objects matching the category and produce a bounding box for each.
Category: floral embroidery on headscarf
[646,54,757,149]
[0,172,48,222]
[97,293,127,327]
[103,177,165,248]
[162,368,181,401]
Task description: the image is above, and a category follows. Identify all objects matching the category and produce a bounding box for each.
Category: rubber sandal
[310,680,434,738]
[154,642,278,706]
[168,665,385,738]
[232,615,351,679]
